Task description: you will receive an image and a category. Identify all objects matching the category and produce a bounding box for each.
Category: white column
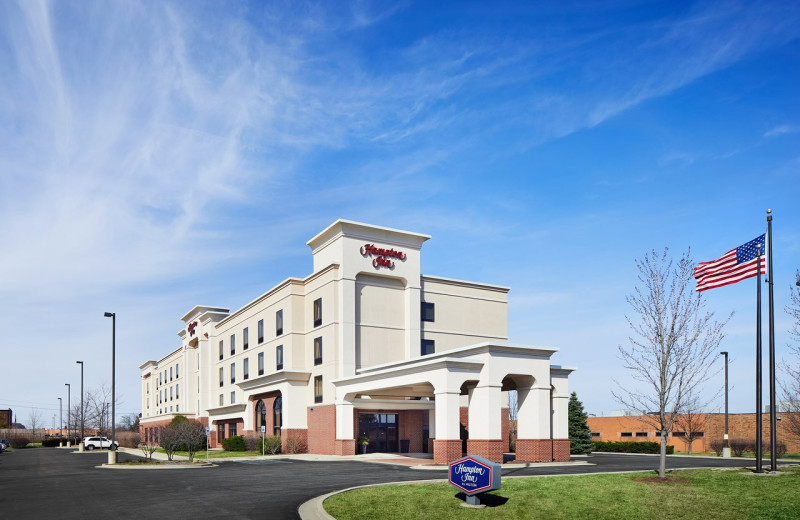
[338,278,357,376]
[468,384,502,439]
[517,385,551,438]
[552,394,569,438]
[280,381,309,429]
[336,400,355,439]
[434,391,461,440]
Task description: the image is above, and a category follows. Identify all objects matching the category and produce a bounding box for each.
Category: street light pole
[104,312,116,463]
[76,361,84,441]
[721,351,730,458]
[58,397,63,441]
[65,383,71,446]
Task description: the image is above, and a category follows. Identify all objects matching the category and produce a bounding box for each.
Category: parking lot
[0,447,777,519]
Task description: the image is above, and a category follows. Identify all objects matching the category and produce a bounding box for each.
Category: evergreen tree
[568,392,593,454]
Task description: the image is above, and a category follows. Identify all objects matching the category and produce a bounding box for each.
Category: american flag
[694,234,766,292]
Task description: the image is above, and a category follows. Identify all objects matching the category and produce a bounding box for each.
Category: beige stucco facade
[139,220,574,463]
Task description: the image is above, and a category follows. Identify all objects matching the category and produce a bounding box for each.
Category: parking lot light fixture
[104,312,116,463]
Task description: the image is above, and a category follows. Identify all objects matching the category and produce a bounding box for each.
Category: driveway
[0,448,782,519]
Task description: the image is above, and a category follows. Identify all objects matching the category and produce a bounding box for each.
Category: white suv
[82,436,119,450]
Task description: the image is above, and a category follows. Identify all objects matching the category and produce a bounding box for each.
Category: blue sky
[1,0,799,427]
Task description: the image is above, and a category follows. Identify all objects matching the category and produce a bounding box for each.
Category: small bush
[243,433,262,452]
[729,438,751,457]
[709,439,724,456]
[763,442,787,458]
[116,431,140,448]
[591,441,673,455]
[10,437,31,449]
[41,438,64,447]
[264,435,281,455]
[285,434,307,454]
[222,435,246,452]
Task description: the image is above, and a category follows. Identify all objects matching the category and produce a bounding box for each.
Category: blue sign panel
[448,455,501,496]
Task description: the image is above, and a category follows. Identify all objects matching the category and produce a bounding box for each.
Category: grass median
[324,466,800,520]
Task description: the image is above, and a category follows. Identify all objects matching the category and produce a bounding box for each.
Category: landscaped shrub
[243,433,262,451]
[729,438,751,457]
[763,442,787,458]
[41,437,64,447]
[285,434,307,454]
[264,435,281,455]
[116,431,140,448]
[591,441,674,455]
[222,435,246,452]
[9,437,31,449]
[709,439,724,456]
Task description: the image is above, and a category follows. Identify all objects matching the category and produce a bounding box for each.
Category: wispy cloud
[764,124,800,138]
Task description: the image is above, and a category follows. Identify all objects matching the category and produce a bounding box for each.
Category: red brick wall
[459,406,512,451]
[516,439,569,462]
[307,405,336,454]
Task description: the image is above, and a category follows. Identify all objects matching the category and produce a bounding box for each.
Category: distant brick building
[587,413,800,453]
[0,409,11,429]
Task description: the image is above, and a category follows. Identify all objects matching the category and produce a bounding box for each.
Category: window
[176,384,179,399]
[276,345,284,370]
[276,309,283,336]
[219,341,223,360]
[243,327,249,350]
[421,339,435,356]
[147,382,149,394]
[176,405,179,412]
[314,337,322,365]
[230,362,235,384]
[621,432,633,437]
[229,422,237,437]
[230,391,235,404]
[273,397,282,436]
[635,432,648,437]
[170,387,173,400]
[170,406,173,412]
[421,301,435,322]
[219,394,223,406]
[218,423,225,440]
[230,334,236,355]
[159,372,161,385]
[591,432,600,437]
[219,367,224,387]
[314,375,323,403]
[258,352,264,376]
[313,299,322,327]
[258,319,264,343]
[175,363,179,378]
[256,400,266,430]
[243,358,249,380]
[170,367,173,381]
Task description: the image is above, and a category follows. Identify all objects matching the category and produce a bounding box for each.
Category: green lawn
[324,466,800,520]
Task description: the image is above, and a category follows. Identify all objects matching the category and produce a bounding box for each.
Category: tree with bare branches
[27,409,43,439]
[780,270,800,440]
[674,393,708,454]
[613,248,729,478]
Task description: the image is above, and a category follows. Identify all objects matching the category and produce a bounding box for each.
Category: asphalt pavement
[0,447,789,519]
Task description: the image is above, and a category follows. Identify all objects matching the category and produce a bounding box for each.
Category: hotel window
[621,432,633,437]
[159,372,161,385]
[314,337,322,365]
[243,327,249,350]
[219,367,223,387]
[170,406,173,412]
[146,382,149,394]
[176,384,179,399]
[314,375,323,403]
[219,341,223,360]
[313,299,322,327]
[258,352,264,376]
[218,423,225,440]
[276,309,283,336]
[170,387,173,400]
[273,397,282,436]
[276,345,283,370]
[175,363,179,378]
[258,319,264,343]
[219,394,223,406]
[243,358,249,380]
[421,339,435,356]
[230,362,236,384]
[421,302,435,322]
[229,422,237,437]
[170,367,173,381]
[230,334,236,355]
[591,432,600,437]
[635,432,648,437]
[230,391,235,404]
[176,405,179,412]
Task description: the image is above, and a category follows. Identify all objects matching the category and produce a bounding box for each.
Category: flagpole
[756,246,763,473]
[767,209,777,472]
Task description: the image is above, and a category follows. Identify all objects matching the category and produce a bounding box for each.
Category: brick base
[335,439,356,456]
[281,429,308,454]
[467,439,505,463]
[515,438,570,462]
[434,439,463,464]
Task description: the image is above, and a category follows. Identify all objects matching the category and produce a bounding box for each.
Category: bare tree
[674,393,708,454]
[176,420,207,462]
[613,248,728,478]
[780,270,800,440]
[27,409,43,439]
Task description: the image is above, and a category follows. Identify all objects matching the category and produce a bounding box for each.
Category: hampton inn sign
[139,220,574,464]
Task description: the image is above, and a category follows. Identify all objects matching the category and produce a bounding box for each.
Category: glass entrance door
[358,413,399,453]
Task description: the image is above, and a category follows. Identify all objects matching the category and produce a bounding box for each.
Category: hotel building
[139,220,574,463]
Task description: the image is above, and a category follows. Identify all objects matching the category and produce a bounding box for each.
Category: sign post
[448,455,501,507]
[205,427,210,461]
[261,425,266,457]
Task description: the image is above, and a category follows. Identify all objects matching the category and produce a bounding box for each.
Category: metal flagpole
[767,209,777,472]
[756,247,763,473]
